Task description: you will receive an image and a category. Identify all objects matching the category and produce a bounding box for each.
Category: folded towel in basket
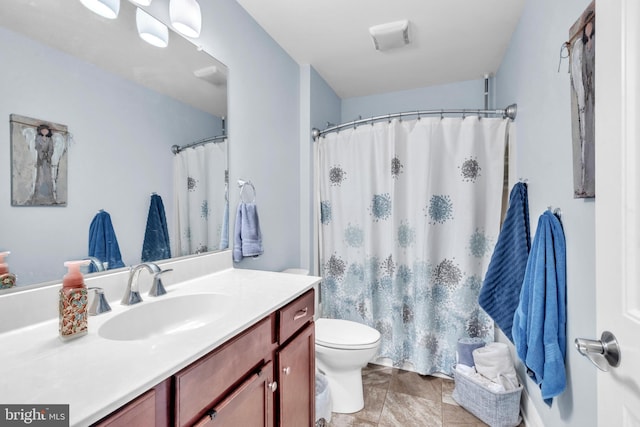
[472,342,518,391]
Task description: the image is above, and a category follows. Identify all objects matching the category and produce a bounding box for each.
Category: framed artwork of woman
[10,114,68,206]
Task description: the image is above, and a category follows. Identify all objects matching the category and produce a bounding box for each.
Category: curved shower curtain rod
[171,134,227,154]
[311,103,517,140]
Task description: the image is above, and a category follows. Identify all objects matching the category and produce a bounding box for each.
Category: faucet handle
[149,269,173,297]
[88,287,112,315]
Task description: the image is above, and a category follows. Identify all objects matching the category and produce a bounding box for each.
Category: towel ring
[238,180,256,203]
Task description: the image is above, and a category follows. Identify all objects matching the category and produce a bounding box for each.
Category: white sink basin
[99,294,233,341]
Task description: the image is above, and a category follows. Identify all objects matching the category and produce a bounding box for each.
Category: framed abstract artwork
[10,114,69,206]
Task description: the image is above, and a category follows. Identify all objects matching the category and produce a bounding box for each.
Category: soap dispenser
[59,260,90,341]
[0,251,16,289]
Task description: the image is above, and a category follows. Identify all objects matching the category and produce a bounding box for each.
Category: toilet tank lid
[316,318,381,347]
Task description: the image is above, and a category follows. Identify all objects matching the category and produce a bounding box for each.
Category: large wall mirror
[0,0,228,290]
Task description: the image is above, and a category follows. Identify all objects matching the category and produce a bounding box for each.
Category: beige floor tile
[389,369,442,402]
[442,402,487,425]
[325,366,505,427]
[328,413,378,427]
[441,379,458,406]
[378,390,442,427]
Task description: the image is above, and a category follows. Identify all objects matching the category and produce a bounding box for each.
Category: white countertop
[0,267,319,426]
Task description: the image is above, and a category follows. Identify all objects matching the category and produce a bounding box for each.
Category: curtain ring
[462,109,466,119]
[440,109,444,120]
[417,110,421,121]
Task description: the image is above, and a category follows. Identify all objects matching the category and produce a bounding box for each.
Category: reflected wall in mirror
[0,0,228,289]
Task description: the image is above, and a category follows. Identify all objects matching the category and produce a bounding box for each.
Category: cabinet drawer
[174,316,274,427]
[278,289,314,344]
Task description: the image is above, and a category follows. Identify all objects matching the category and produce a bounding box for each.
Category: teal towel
[479,182,531,342]
[512,210,566,405]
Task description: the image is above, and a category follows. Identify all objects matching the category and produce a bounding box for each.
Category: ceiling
[235,0,525,99]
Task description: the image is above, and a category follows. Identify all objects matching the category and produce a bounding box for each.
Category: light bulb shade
[130,0,152,5]
[170,0,202,38]
[136,8,169,48]
[79,0,120,19]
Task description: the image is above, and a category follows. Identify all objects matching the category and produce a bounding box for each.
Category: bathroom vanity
[94,289,315,427]
[0,252,319,427]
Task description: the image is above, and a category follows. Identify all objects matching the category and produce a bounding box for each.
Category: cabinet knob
[283,367,291,375]
[268,381,278,392]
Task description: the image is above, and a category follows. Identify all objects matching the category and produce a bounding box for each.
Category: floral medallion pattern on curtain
[317,117,508,375]
[173,141,228,257]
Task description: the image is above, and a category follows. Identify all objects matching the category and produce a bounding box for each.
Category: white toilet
[315,318,381,413]
[281,268,382,414]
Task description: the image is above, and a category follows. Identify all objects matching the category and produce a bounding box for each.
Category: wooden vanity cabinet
[92,289,315,427]
[276,322,315,427]
[275,289,315,427]
[92,379,171,427]
[174,316,276,427]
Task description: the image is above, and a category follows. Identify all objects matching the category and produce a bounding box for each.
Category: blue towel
[141,194,171,262]
[479,182,531,342]
[232,202,263,262]
[219,198,229,250]
[88,210,125,271]
[512,210,566,405]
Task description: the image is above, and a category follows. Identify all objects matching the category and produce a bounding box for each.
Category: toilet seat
[316,318,381,350]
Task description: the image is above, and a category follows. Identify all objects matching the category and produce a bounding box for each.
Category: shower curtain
[173,140,228,256]
[316,117,508,375]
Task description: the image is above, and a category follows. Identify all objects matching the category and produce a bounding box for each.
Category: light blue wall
[341,78,490,122]
[495,0,596,425]
[146,0,304,271]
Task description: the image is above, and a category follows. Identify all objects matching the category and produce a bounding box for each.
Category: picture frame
[568,1,595,198]
[10,114,69,206]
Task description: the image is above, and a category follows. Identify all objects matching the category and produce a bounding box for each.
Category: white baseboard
[519,385,544,427]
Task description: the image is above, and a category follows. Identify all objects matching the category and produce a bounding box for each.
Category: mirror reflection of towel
[233,202,263,262]
[141,194,171,262]
[88,210,125,271]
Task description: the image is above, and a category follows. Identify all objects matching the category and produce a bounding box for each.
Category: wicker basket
[451,365,523,427]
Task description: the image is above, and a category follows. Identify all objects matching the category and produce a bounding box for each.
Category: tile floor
[324,364,524,427]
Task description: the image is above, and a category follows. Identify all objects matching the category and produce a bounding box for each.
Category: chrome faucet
[84,256,105,272]
[121,262,172,305]
[88,287,111,315]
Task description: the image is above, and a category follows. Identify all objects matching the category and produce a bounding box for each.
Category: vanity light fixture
[129,0,153,5]
[79,0,120,19]
[170,0,202,38]
[136,8,169,48]
[369,20,411,51]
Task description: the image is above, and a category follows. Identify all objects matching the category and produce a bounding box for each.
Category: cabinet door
[92,379,170,427]
[192,361,275,427]
[277,322,315,427]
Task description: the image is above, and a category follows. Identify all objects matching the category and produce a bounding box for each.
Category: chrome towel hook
[238,179,256,203]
